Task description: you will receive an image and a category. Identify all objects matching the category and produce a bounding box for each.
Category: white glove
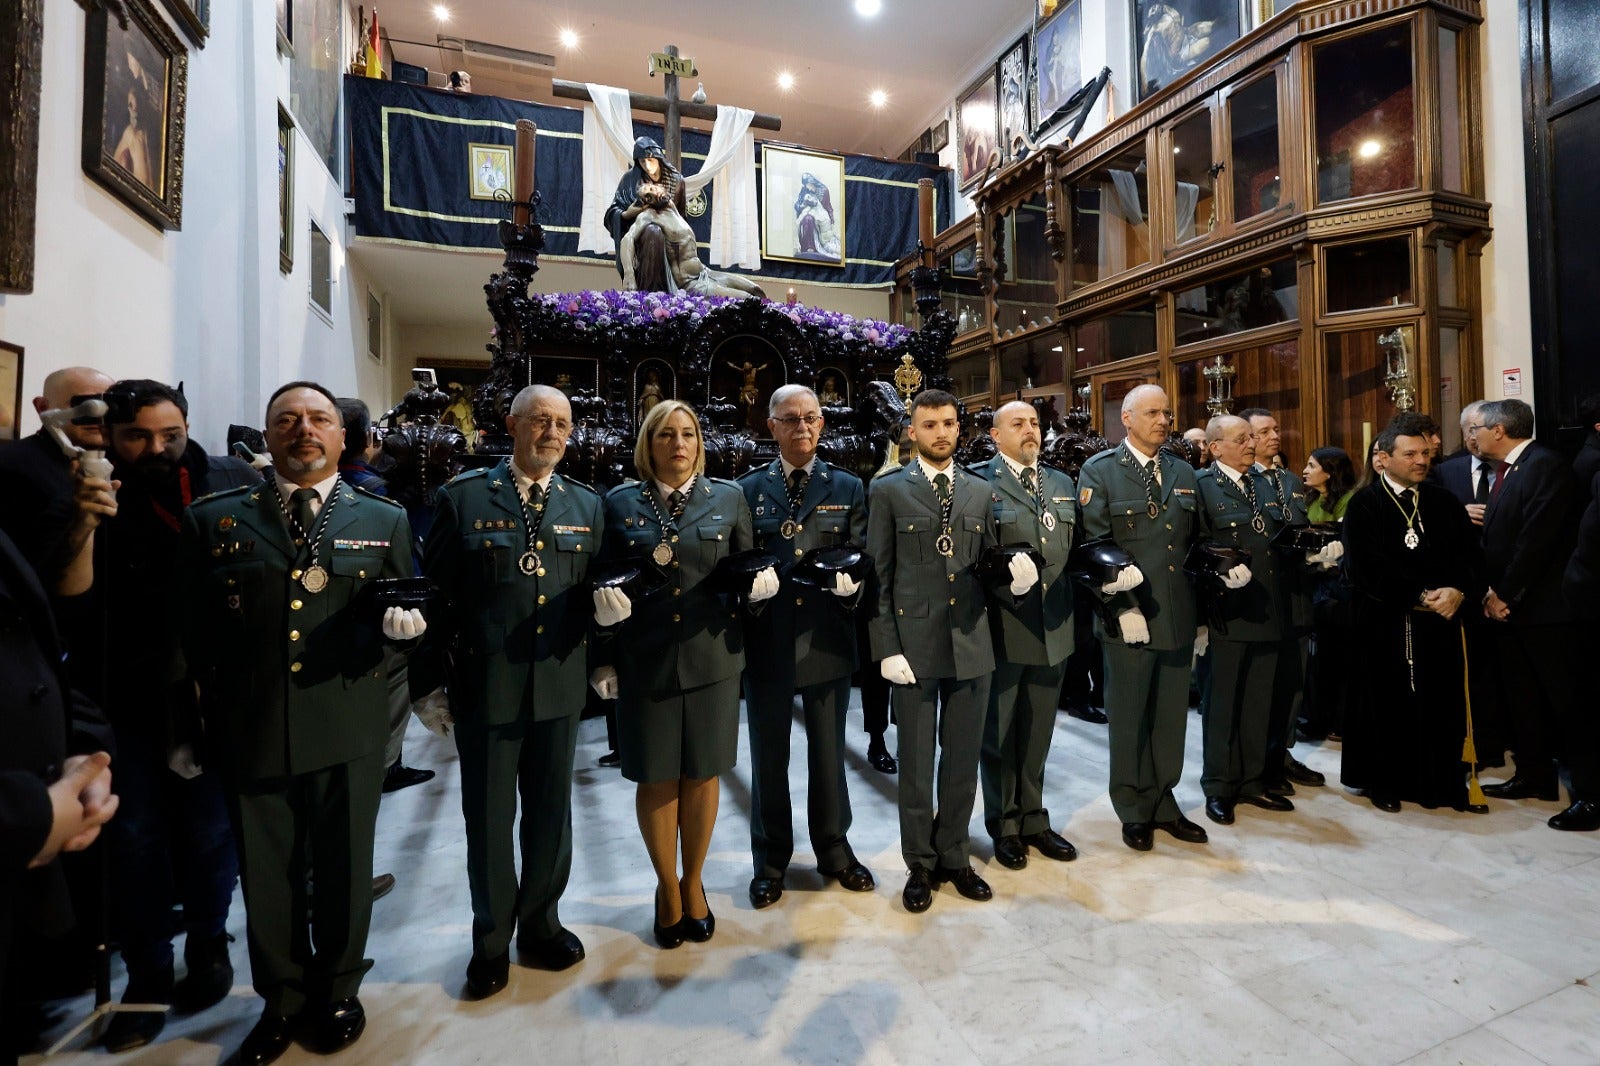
[748,566,780,603]
[880,653,917,686]
[1101,564,1145,595]
[1221,564,1252,590]
[832,572,860,598]
[167,743,202,780]
[1306,541,1344,569]
[1008,553,1040,596]
[412,687,453,738]
[1117,608,1150,645]
[1193,625,1209,658]
[593,586,632,627]
[383,606,427,640]
[590,665,619,700]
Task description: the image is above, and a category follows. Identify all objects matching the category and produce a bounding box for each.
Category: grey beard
[284,452,328,474]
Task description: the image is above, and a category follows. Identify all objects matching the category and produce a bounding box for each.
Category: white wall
[1478,4,1534,408]
[0,1,369,451]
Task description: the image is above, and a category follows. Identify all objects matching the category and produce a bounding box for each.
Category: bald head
[990,400,1042,466]
[510,384,568,418]
[36,366,114,449]
[1206,414,1257,471]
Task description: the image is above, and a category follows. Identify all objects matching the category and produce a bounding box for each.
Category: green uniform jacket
[181,481,414,781]
[1194,464,1290,642]
[866,463,998,682]
[739,458,868,688]
[411,461,602,725]
[1257,465,1314,631]
[1078,445,1201,652]
[596,477,753,694]
[971,456,1078,667]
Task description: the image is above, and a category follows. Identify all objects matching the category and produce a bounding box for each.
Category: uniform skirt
[617,673,740,783]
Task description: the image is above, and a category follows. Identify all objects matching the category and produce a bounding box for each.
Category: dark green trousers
[746,675,855,878]
[894,675,990,870]
[1201,639,1278,799]
[981,659,1068,838]
[454,712,578,960]
[1102,644,1191,824]
[227,749,385,1016]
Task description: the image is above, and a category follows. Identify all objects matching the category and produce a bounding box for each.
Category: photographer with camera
[51,380,258,1052]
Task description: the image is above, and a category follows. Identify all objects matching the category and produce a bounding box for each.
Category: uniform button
[716,533,723,540]
[1041,536,1048,544]
[536,540,545,551]
[536,624,545,635]
[290,662,303,673]
[226,578,237,587]
[1166,524,1173,530]
[290,569,302,580]
[1168,565,1176,572]
[672,588,682,597]
[671,534,680,543]
[290,599,303,610]
[897,608,904,615]
[672,613,681,622]
[671,561,679,568]
[796,597,804,606]
[1168,544,1174,550]
[794,548,803,557]
[536,568,547,577]
[576,544,583,551]
[537,594,547,605]
[482,539,493,548]
[947,574,955,582]
[949,597,956,605]
[358,569,367,578]
[289,630,300,641]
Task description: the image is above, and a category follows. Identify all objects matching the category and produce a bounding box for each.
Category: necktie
[527,482,544,509]
[788,469,805,493]
[1399,488,1415,505]
[1474,464,1491,505]
[934,472,950,503]
[1491,460,1511,499]
[290,488,318,545]
[1147,459,1161,488]
[1021,466,1038,495]
[668,489,683,512]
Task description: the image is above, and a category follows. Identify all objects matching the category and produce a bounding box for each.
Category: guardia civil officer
[181,382,423,1065]
[1077,384,1208,851]
[971,400,1080,870]
[411,385,600,1000]
[589,400,779,947]
[867,389,1038,912]
[739,385,874,909]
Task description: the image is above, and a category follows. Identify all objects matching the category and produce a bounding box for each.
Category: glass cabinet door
[1170,108,1217,244]
[1070,140,1151,288]
[1228,73,1283,221]
[1313,21,1417,204]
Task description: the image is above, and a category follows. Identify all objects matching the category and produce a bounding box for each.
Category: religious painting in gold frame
[761,144,846,268]
[468,142,513,201]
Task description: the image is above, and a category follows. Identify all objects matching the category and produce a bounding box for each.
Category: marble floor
[27,700,1600,1065]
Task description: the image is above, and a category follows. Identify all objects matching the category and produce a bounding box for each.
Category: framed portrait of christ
[955,69,999,191]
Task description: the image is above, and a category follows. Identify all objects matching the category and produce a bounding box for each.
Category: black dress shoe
[174,932,234,1012]
[101,1001,168,1052]
[1283,757,1326,787]
[1067,704,1110,724]
[820,859,875,892]
[1204,797,1235,825]
[372,872,396,901]
[1121,822,1154,851]
[903,865,934,913]
[464,952,510,999]
[992,835,1028,870]
[1549,799,1600,831]
[1482,775,1560,801]
[381,762,436,793]
[1456,802,1490,814]
[1154,816,1209,844]
[747,875,784,909]
[517,928,585,971]
[303,997,365,1055]
[1021,828,1078,862]
[653,887,684,949]
[934,863,993,902]
[1239,792,1295,812]
[237,1010,297,1066]
[597,750,622,768]
[680,883,714,943]
[868,742,898,774]
[1264,777,1296,797]
[1370,794,1401,812]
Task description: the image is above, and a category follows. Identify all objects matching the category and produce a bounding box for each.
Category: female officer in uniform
[589,401,776,947]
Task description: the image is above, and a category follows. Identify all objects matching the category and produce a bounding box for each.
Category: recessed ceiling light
[855,0,883,15]
[869,88,888,108]
[1358,139,1381,159]
[432,4,450,21]
[777,71,795,91]
[559,27,579,49]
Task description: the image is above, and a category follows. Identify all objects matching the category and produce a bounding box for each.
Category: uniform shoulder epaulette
[190,483,254,508]
[556,473,597,496]
[348,482,405,510]
[736,465,770,482]
[1081,448,1117,467]
[604,480,641,501]
[965,461,994,479]
[446,467,489,485]
[707,476,742,492]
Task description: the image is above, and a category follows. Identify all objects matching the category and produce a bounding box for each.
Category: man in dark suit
[868,389,1037,912]
[972,400,1080,870]
[1475,399,1599,830]
[181,382,423,1064]
[739,385,874,910]
[1078,384,1209,852]
[413,385,599,998]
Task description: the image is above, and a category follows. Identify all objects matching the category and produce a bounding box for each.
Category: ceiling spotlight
[558,27,579,49]
[869,88,888,108]
[777,71,795,91]
[432,4,450,20]
[855,0,883,15]
[1358,139,1381,159]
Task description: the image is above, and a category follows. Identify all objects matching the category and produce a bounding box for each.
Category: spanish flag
[365,8,382,79]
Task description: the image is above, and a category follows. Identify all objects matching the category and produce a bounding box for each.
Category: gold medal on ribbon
[652,542,675,566]
[301,565,329,593]
[519,551,541,575]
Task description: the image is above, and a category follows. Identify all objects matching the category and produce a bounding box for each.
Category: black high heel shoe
[653,886,684,949]
[680,882,715,943]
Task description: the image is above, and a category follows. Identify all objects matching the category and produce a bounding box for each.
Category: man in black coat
[1475,399,1599,830]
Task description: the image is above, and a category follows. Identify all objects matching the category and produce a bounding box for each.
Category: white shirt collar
[779,456,817,480]
[274,470,340,513]
[1503,439,1533,466]
[509,459,554,500]
[1122,439,1157,467]
[1381,472,1416,496]
[1214,462,1247,487]
[655,474,696,501]
[998,451,1035,482]
[916,455,954,482]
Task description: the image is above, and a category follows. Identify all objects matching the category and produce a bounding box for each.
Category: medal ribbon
[644,477,693,543]
[1124,445,1160,516]
[921,464,955,545]
[786,466,810,521]
[271,476,340,569]
[518,480,548,566]
[1218,463,1264,530]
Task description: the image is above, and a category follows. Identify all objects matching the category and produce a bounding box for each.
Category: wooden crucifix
[551,44,782,171]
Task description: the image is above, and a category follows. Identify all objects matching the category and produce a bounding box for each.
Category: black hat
[1069,537,1135,586]
[356,576,438,612]
[791,544,873,589]
[1183,541,1252,580]
[708,548,782,597]
[977,543,1047,586]
[1269,522,1342,553]
[590,558,670,602]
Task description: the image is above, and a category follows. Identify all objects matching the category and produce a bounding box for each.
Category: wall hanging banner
[345,77,949,287]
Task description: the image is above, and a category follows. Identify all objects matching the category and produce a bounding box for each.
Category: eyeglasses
[1463,423,1486,435]
[520,415,572,434]
[773,414,822,428]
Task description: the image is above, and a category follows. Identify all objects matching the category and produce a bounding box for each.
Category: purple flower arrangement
[529,289,913,350]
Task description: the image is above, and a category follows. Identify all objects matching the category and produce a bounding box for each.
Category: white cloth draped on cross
[577,83,760,269]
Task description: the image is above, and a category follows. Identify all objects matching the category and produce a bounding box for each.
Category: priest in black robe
[1340,423,1484,812]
